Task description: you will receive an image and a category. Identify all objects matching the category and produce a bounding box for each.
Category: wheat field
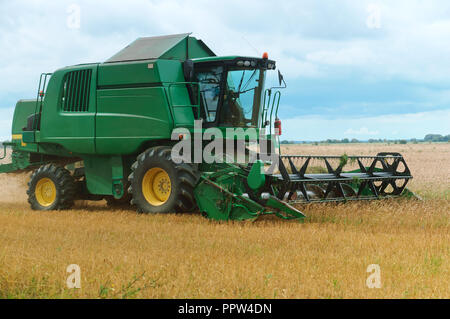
[0,143,448,298]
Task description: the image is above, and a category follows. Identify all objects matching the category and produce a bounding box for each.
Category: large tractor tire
[27,164,76,210]
[128,146,198,214]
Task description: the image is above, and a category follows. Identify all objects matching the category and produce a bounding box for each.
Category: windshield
[221,69,261,127]
[194,65,264,127]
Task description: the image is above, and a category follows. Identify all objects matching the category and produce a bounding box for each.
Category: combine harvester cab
[0,33,416,221]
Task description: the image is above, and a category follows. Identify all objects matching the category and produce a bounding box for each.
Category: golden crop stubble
[0,143,448,298]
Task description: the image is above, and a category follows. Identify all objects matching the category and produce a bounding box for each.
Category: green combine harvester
[0,33,414,221]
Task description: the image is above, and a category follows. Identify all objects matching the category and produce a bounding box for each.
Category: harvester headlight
[244,60,251,67]
[250,61,256,67]
[237,60,244,66]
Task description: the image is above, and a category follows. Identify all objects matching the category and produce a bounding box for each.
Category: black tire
[128,146,199,214]
[27,164,76,210]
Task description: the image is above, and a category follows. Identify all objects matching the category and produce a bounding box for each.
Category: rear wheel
[27,164,76,210]
[128,146,198,213]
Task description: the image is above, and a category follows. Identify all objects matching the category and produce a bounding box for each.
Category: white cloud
[282,109,450,140]
[1,0,450,85]
[0,0,449,142]
[306,46,377,66]
[344,127,379,136]
[0,107,14,141]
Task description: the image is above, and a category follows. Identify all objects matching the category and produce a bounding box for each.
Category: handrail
[269,90,281,136]
[262,89,281,135]
[262,88,272,126]
[261,89,282,154]
[0,144,8,160]
[32,73,52,139]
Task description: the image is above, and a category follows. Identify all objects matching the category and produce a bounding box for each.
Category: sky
[0,0,449,141]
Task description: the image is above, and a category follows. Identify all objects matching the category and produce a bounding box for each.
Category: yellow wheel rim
[35,177,57,207]
[142,168,172,206]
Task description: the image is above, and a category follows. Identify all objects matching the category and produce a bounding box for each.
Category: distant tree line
[280,134,449,144]
[424,134,450,142]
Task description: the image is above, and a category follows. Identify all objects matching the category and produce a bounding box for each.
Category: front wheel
[128,146,198,214]
[27,164,76,210]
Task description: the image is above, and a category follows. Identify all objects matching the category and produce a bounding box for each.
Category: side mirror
[278,70,284,86]
[183,59,194,82]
